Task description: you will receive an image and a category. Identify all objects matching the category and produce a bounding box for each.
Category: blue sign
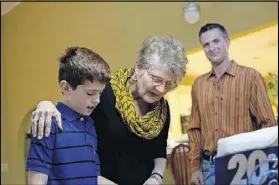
[215,146,278,185]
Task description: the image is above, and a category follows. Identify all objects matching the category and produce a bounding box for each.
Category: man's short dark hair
[59,46,111,90]
[199,23,229,39]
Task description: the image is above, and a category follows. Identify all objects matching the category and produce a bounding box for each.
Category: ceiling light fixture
[183,3,200,24]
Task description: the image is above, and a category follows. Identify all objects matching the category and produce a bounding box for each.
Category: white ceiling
[1,1,21,16]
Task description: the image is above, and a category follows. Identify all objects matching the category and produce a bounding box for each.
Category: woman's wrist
[151,172,163,180]
[150,172,163,184]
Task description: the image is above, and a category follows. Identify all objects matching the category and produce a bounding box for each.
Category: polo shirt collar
[56,102,86,122]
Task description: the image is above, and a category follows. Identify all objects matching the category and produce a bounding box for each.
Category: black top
[91,81,170,185]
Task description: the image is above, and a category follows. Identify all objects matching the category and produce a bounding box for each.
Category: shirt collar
[56,102,91,122]
[226,60,237,76]
[207,60,238,80]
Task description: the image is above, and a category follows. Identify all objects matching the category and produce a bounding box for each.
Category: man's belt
[201,150,217,163]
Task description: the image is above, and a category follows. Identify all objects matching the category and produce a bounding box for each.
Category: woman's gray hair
[136,35,188,82]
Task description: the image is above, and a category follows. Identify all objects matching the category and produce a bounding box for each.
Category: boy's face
[65,80,106,116]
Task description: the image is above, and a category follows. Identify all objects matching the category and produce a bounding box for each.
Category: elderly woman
[31,36,187,185]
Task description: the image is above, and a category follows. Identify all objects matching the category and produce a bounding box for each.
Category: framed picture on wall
[180,115,189,134]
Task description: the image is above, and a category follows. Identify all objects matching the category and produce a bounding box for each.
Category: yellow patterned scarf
[110,68,167,140]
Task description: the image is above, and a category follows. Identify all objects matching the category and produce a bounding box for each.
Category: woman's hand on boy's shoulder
[31,101,62,139]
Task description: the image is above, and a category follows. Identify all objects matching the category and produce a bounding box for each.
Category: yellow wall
[1,2,278,184]
[1,37,10,183]
[165,85,192,140]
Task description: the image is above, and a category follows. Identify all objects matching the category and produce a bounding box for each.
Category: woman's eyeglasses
[146,70,178,91]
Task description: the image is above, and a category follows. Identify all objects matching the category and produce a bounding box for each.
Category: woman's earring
[132,77,137,82]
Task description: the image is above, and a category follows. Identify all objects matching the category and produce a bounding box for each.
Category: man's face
[67,80,105,116]
[200,28,230,66]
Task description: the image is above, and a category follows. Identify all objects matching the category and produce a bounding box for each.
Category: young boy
[26,47,111,185]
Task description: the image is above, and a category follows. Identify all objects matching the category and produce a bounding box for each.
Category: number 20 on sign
[215,146,278,185]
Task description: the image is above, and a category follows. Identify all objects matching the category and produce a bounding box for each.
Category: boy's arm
[95,142,117,185]
[26,119,57,181]
[96,153,117,185]
[28,171,48,185]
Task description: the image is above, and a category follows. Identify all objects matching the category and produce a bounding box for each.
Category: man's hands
[190,170,204,185]
[31,101,62,139]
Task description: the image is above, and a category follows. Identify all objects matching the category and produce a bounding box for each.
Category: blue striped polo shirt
[26,102,100,185]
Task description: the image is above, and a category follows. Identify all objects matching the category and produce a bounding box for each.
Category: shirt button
[80,117,84,121]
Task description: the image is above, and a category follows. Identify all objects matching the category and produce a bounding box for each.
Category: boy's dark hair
[59,47,111,89]
[199,23,229,39]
